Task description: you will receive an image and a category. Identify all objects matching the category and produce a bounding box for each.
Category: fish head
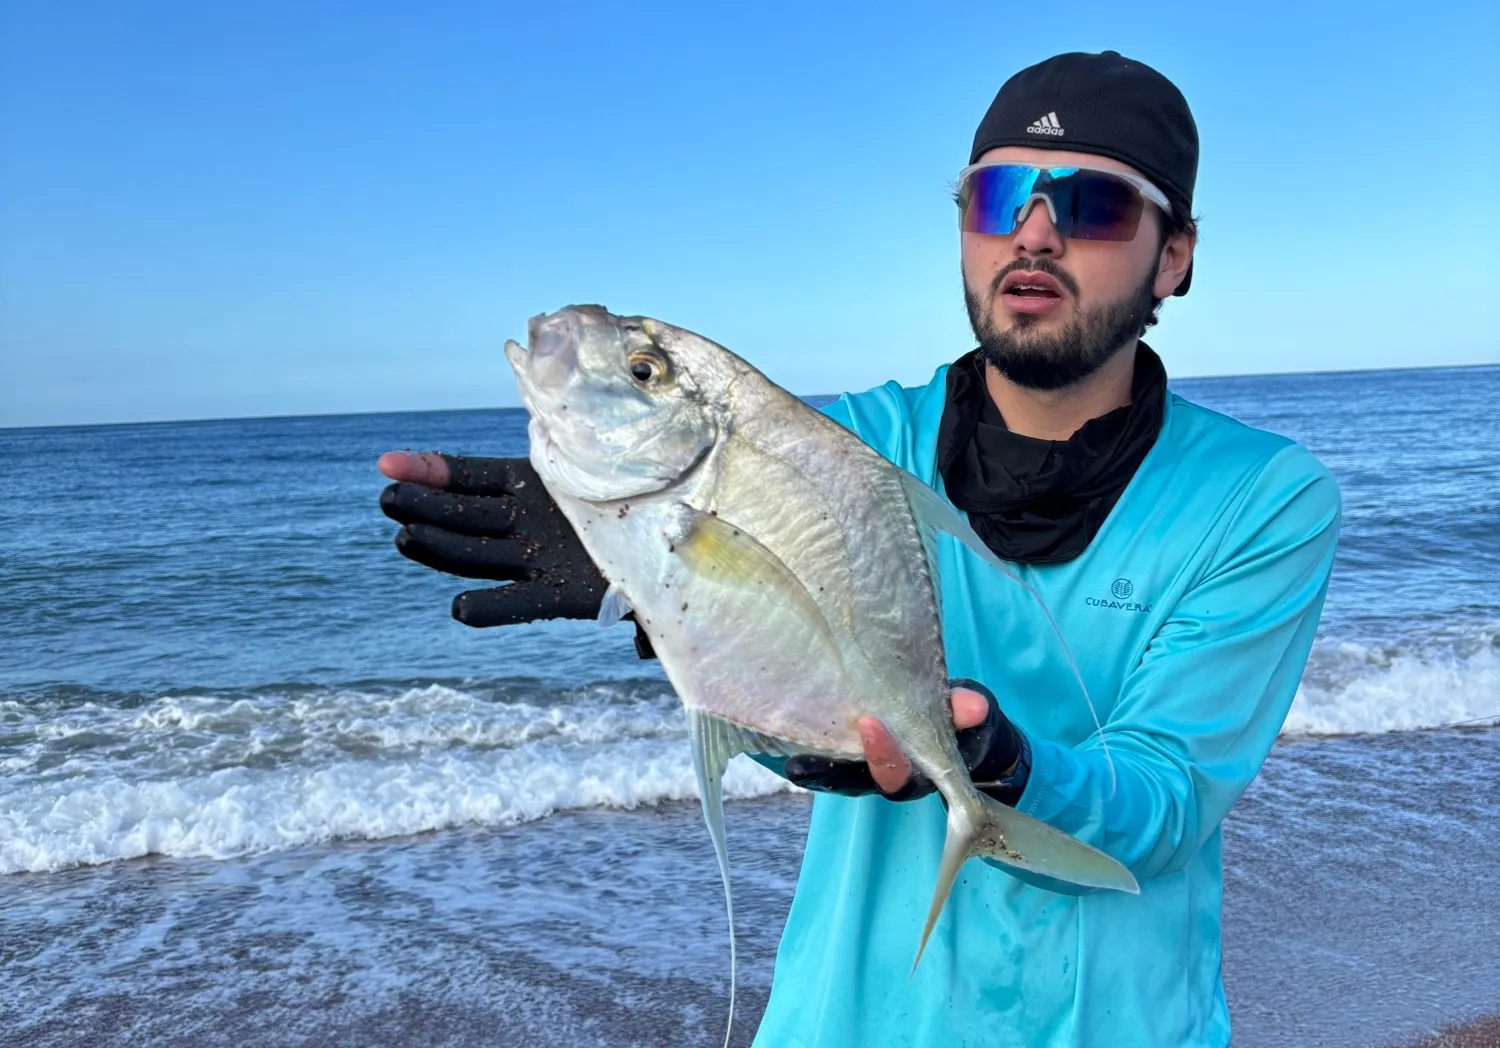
[505,305,728,502]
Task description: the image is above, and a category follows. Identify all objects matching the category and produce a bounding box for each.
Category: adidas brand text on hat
[1027,112,1065,137]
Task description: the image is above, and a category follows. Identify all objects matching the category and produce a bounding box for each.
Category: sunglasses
[955,163,1172,242]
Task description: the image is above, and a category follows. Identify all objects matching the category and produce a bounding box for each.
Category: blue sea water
[1,364,1497,1047]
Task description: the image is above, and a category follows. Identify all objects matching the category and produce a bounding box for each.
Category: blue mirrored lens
[959,166,1146,242]
[958,166,1041,236]
[1069,176,1141,239]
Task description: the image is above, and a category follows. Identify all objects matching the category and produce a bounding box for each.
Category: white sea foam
[0,681,795,875]
[1284,634,1500,736]
[3,629,1497,875]
[0,736,793,875]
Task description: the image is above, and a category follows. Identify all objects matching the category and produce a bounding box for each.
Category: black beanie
[970,51,1198,295]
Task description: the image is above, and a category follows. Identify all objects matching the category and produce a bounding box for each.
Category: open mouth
[1000,271,1064,297]
[1005,282,1060,299]
[998,270,1066,314]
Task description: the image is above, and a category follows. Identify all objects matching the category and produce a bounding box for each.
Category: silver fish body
[505,305,1137,1045]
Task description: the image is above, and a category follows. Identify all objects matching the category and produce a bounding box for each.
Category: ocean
[2,364,1497,1047]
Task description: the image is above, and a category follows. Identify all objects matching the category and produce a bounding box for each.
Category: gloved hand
[780,679,1031,806]
[378,451,656,657]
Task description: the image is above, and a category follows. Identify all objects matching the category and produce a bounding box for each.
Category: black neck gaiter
[936,343,1168,565]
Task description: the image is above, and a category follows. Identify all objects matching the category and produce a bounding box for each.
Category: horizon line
[3,359,1496,434]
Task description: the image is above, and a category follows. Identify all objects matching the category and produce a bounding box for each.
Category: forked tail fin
[912,792,1139,973]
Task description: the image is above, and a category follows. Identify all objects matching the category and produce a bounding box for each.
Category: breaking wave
[0,680,792,875]
[1283,629,1499,737]
[3,625,1496,875]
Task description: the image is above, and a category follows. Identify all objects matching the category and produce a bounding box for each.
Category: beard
[965,258,1160,391]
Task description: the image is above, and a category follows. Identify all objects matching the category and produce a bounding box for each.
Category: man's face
[960,146,1193,391]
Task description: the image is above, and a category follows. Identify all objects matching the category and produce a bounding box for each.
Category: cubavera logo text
[1086,578,1152,613]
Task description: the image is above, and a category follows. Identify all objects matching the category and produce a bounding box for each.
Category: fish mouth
[508,306,624,404]
[527,309,580,363]
[509,310,583,397]
[503,337,542,415]
[503,335,529,378]
[506,307,587,410]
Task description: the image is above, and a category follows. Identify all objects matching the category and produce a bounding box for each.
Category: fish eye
[628,352,668,385]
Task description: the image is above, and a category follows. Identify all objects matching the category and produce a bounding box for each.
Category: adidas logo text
[1026,112,1065,137]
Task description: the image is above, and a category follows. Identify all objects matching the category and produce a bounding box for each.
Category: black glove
[380,453,657,657]
[781,679,1030,806]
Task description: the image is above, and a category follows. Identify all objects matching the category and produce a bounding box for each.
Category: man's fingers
[377,451,450,487]
[380,484,519,536]
[452,581,603,627]
[439,455,539,497]
[394,523,533,581]
[857,716,913,795]
[951,688,991,731]
[377,452,536,497]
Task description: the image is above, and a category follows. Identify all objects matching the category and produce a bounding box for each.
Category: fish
[504,304,1138,1045]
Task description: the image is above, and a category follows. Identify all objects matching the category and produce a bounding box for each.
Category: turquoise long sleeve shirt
[751,365,1341,1048]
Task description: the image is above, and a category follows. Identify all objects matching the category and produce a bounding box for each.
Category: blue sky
[2,1,1496,427]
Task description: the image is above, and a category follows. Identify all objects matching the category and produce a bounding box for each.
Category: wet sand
[1401,1017,1500,1047]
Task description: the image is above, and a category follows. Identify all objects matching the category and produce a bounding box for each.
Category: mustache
[989,258,1081,299]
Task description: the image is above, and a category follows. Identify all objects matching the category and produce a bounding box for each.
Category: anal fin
[688,707,794,1048]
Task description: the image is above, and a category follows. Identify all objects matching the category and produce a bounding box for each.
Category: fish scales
[700,406,948,755]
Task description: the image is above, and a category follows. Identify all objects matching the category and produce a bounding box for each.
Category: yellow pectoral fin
[670,504,841,660]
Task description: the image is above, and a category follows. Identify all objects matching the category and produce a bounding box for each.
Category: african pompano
[504,305,1137,1044]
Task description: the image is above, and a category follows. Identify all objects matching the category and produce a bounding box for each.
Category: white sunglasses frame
[955,162,1173,230]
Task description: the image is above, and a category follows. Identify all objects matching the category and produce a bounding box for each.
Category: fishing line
[1429,711,1500,731]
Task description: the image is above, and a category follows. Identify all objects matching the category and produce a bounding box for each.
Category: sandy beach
[1403,1017,1500,1048]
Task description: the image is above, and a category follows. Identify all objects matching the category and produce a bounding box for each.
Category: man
[378,51,1340,1047]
